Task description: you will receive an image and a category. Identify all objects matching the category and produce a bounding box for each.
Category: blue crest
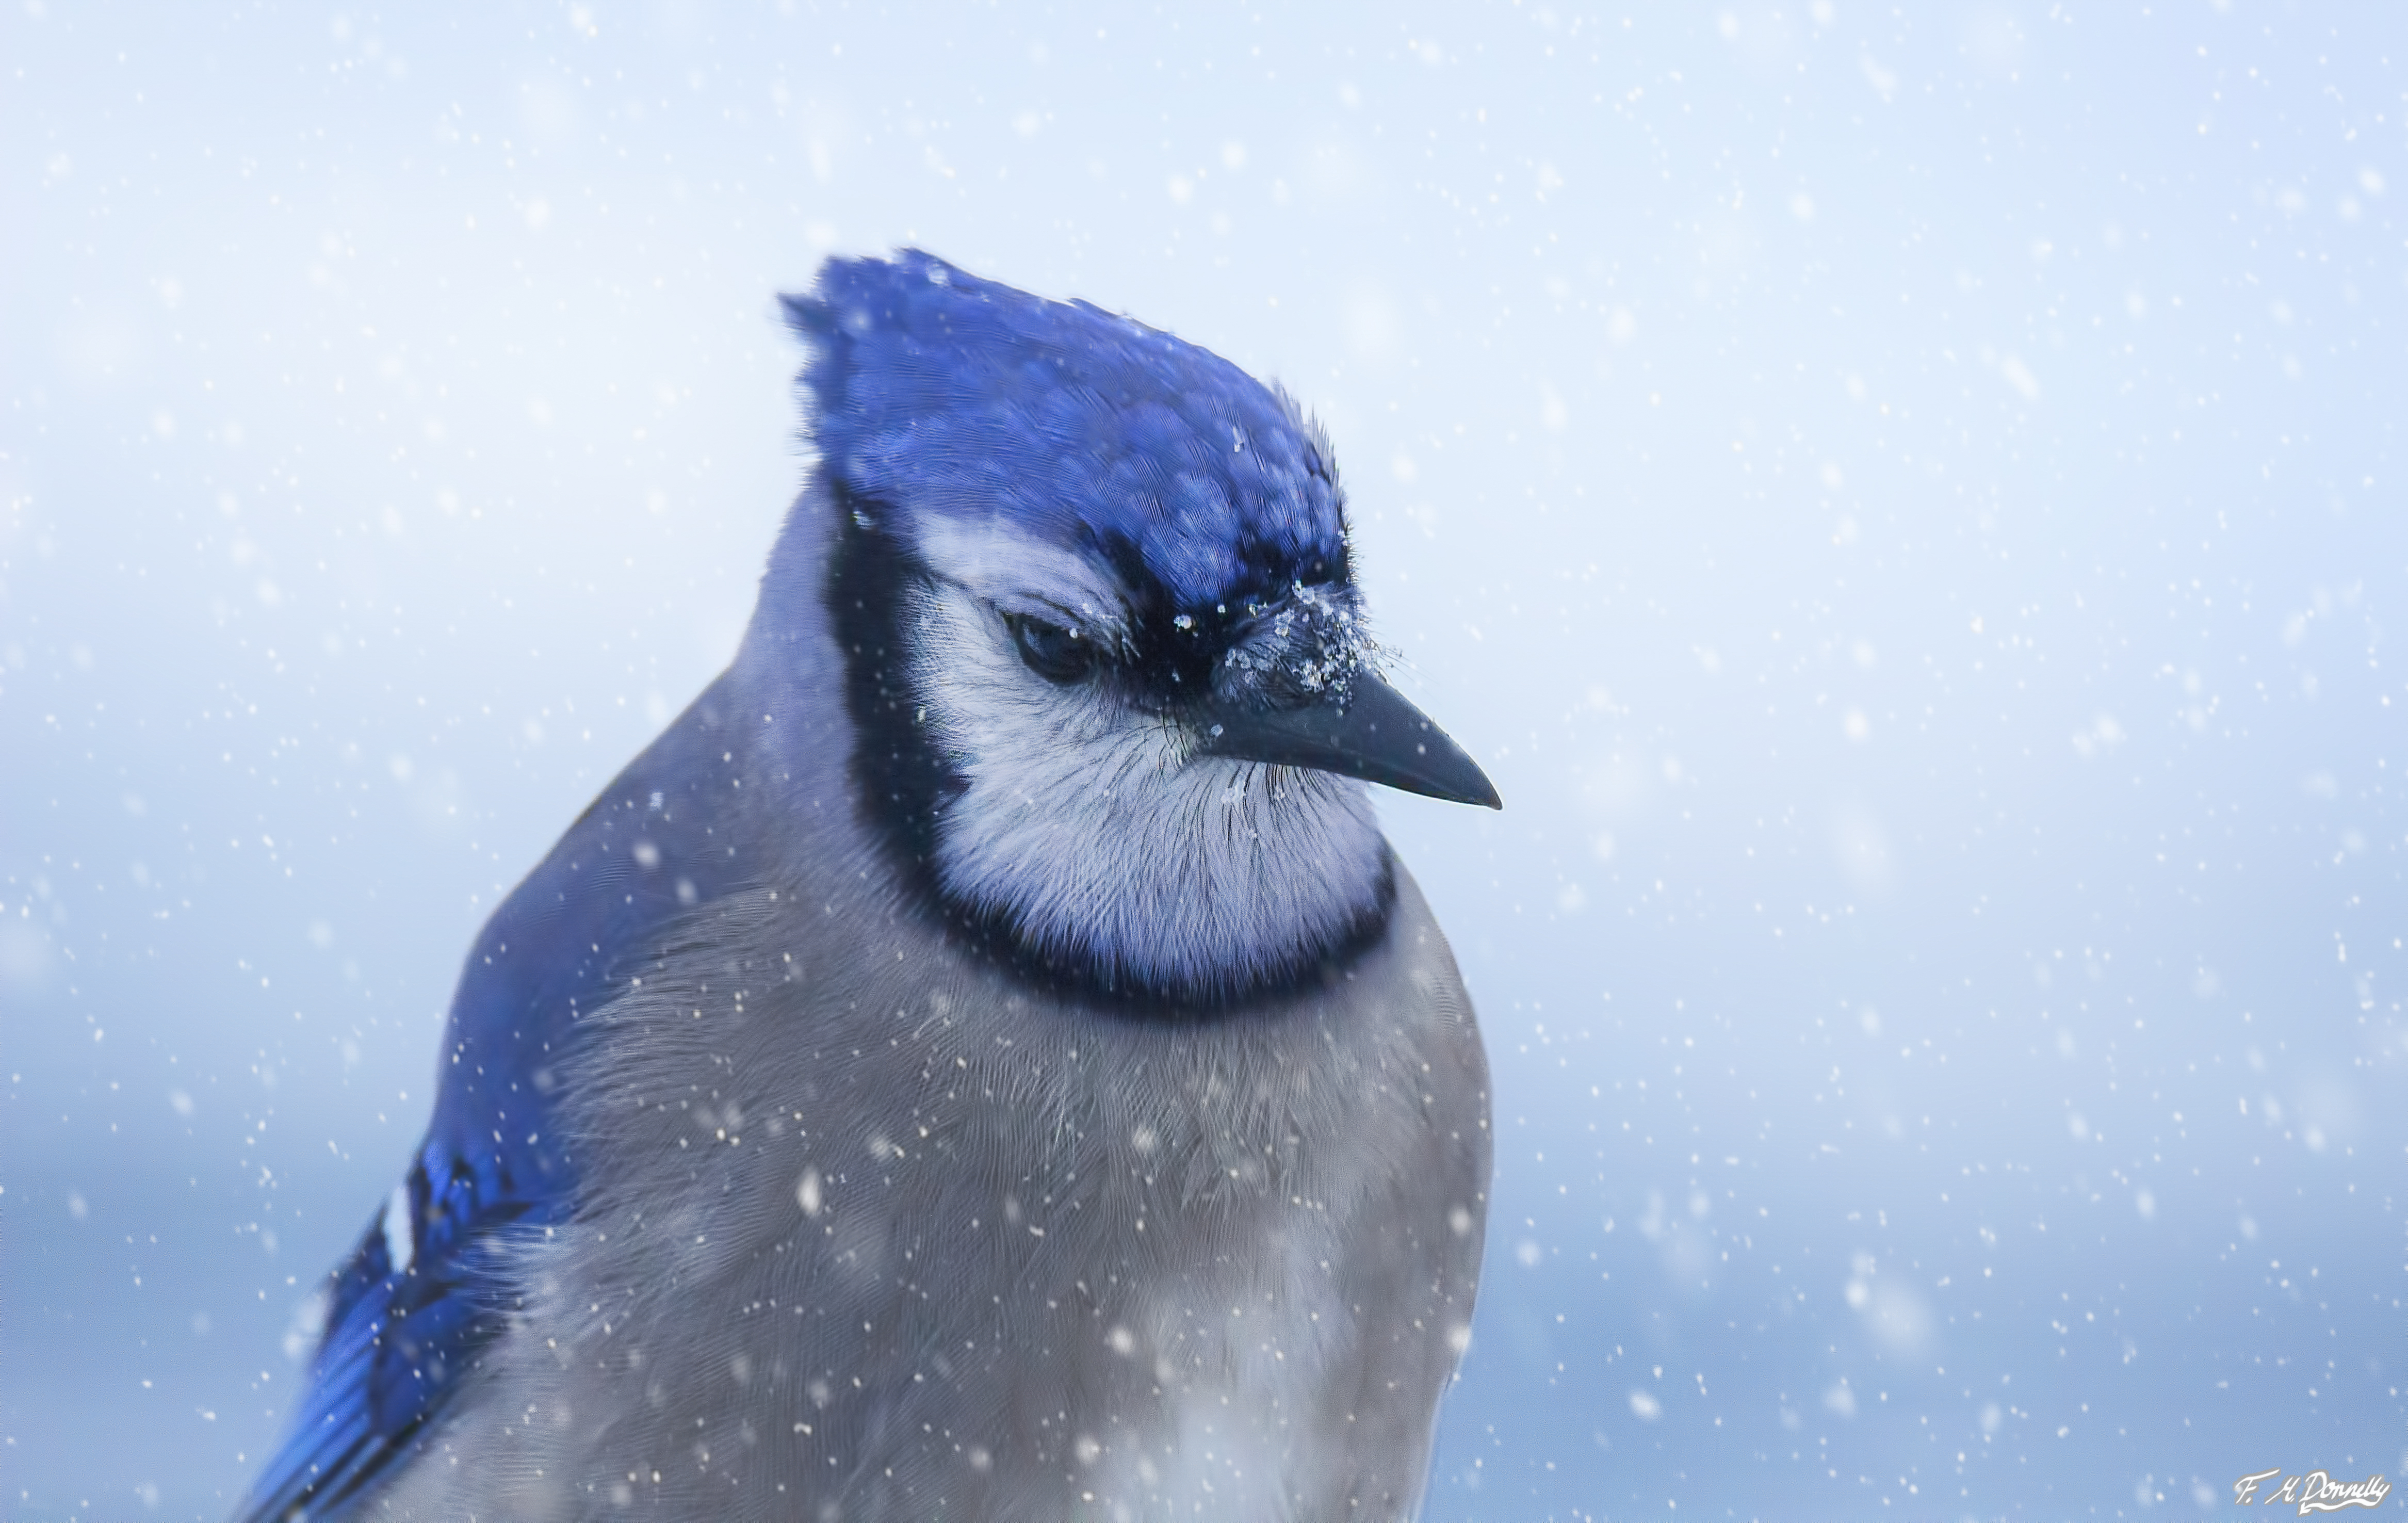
[782,250,1351,611]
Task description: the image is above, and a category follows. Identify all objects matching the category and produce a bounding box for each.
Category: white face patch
[902,576,1389,997]
[911,516,1134,651]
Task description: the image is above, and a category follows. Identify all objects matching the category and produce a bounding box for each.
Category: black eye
[1006,614,1097,685]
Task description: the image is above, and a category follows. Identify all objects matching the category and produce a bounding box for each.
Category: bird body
[238,253,1493,1522]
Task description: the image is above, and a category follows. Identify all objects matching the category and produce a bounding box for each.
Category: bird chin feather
[904,579,1390,1002]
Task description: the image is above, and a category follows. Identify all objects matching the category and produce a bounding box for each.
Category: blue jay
[238,251,1497,1522]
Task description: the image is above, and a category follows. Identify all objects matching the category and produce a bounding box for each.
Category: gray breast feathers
[375,868,1486,1523]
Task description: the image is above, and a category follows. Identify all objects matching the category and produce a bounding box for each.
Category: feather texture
[234,252,1490,1522]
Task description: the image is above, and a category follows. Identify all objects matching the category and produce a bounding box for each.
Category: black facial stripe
[822,481,1394,1013]
[1083,526,1359,701]
[826,481,956,892]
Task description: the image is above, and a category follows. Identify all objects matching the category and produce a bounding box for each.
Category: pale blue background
[4,3,2401,1519]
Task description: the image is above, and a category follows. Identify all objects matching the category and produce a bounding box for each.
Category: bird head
[782,251,1496,1006]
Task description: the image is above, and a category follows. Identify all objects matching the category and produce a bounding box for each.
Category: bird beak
[1195,673,1503,809]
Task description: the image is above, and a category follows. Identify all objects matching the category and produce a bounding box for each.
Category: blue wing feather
[234,678,757,1521]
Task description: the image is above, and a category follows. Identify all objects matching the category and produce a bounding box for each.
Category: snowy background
[5,3,2403,1518]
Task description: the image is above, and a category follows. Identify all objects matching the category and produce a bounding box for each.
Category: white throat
[901,576,1391,1000]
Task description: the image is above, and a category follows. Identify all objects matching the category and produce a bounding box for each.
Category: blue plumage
[237,690,760,1518]
[790,251,1349,615]
[236,252,1495,1521]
